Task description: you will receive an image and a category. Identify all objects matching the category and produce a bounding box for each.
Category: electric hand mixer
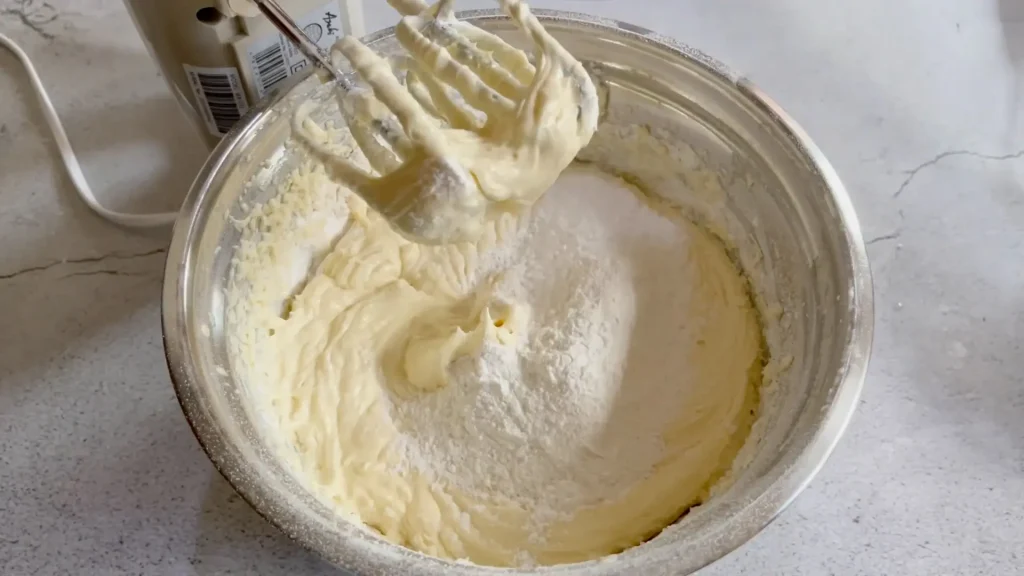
[1,0,598,243]
[1,0,365,228]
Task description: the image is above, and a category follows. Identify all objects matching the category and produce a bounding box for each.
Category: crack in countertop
[893,148,1024,198]
[1,1,60,41]
[0,248,166,281]
[58,269,152,280]
[866,231,901,246]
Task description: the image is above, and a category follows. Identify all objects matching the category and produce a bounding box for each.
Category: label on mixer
[241,0,346,100]
[182,64,251,137]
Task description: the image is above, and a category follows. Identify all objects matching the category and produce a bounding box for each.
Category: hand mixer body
[123,0,365,148]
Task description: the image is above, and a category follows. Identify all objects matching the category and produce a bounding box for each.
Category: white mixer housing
[124,0,365,147]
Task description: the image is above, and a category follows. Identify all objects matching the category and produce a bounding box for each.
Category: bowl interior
[163,10,871,576]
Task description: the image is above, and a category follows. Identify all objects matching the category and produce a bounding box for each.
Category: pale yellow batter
[231,0,760,566]
[231,164,763,567]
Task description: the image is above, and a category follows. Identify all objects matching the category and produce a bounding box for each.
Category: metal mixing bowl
[163,10,872,576]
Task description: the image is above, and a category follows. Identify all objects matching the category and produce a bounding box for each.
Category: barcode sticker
[183,64,250,136]
[243,0,345,99]
[251,42,288,96]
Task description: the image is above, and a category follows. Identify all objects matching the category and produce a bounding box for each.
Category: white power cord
[0,32,179,228]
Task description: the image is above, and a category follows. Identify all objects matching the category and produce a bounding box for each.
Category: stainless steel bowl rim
[163,9,873,575]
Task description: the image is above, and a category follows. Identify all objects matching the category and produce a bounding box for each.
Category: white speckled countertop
[1,0,1022,574]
